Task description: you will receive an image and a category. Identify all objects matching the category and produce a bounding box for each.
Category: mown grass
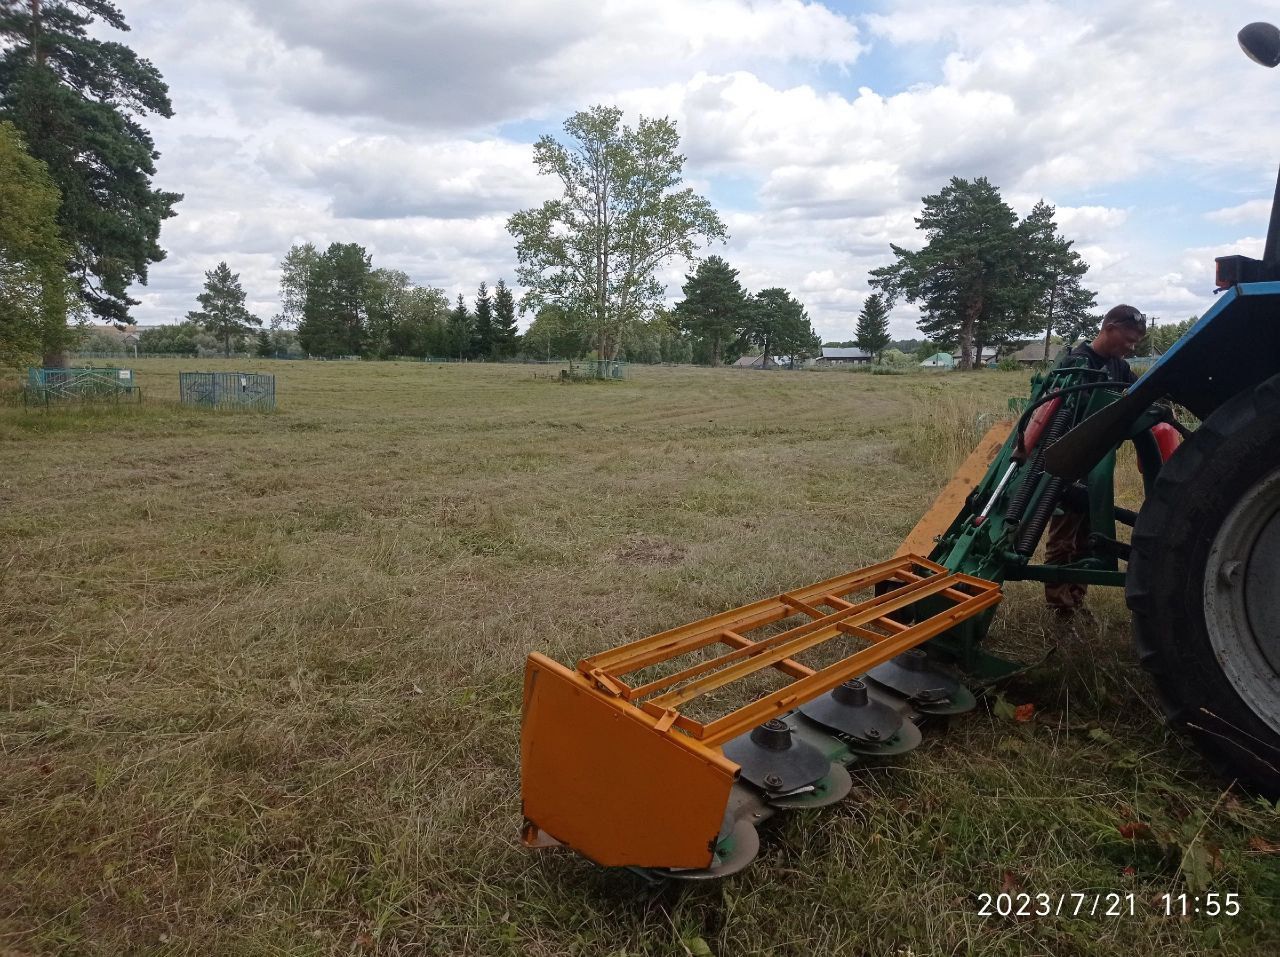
[1,359,1276,957]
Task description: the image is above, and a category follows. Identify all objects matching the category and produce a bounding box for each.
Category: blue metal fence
[179,372,276,410]
[25,367,140,405]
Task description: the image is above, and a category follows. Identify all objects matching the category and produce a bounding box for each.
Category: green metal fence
[179,372,276,410]
[25,367,140,405]
[565,358,628,380]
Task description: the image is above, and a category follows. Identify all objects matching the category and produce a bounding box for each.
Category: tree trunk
[1042,273,1060,361]
[959,292,983,369]
[41,350,66,369]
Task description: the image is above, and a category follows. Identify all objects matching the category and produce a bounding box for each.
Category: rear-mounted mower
[519,21,1280,878]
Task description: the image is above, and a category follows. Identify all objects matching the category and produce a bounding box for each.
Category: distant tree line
[278,241,521,360]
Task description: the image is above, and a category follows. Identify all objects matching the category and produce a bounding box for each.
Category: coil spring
[1015,474,1066,555]
[1004,400,1076,524]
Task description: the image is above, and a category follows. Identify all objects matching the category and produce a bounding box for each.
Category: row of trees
[175,244,523,360]
[280,242,519,360]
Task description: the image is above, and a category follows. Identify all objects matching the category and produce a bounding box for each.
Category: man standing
[1044,305,1147,616]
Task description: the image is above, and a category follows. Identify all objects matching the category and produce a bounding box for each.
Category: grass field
[1,359,1277,956]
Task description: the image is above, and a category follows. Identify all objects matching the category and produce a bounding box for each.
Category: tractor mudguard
[1047,281,1280,480]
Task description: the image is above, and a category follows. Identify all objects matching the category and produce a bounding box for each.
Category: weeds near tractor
[896,389,1011,477]
[0,360,1276,956]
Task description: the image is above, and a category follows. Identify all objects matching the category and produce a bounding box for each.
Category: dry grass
[1,360,1276,956]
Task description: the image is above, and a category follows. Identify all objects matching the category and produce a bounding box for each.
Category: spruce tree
[0,1,181,329]
[854,293,892,362]
[448,294,471,361]
[471,281,495,359]
[493,279,518,358]
[296,243,372,358]
[187,262,259,357]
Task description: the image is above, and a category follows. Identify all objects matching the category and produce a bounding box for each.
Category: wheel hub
[1204,466,1280,736]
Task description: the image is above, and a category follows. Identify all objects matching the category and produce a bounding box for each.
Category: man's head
[1092,304,1147,358]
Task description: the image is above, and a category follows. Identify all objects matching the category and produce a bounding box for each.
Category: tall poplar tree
[187,262,259,357]
[0,1,181,334]
[508,105,726,359]
[853,293,892,362]
[276,242,320,329]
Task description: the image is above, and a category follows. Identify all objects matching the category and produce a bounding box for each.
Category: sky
[114,0,1280,341]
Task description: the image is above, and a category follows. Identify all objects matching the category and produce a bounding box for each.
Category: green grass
[1,359,1276,956]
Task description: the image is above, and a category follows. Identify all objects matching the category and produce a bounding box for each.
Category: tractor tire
[1127,372,1280,798]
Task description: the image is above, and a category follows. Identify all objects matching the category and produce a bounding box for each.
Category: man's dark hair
[1102,304,1147,332]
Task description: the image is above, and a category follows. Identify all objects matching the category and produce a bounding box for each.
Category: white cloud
[1051,206,1130,243]
[108,0,1280,344]
[1206,199,1273,225]
[230,0,863,128]
[259,136,542,219]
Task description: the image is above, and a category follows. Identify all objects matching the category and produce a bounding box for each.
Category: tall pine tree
[869,177,1024,369]
[745,288,820,368]
[674,255,750,366]
[493,278,518,358]
[854,293,892,362]
[1018,200,1097,359]
[186,262,259,357]
[0,1,181,335]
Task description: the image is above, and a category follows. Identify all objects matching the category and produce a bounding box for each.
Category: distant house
[1008,341,1061,365]
[951,347,999,366]
[816,347,872,365]
[1006,340,1162,370]
[732,354,781,369]
[920,351,955,369]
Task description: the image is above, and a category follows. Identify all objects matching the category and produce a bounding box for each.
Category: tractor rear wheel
[1127,373,1280,797]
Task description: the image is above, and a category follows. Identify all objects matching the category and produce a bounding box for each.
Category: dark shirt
[1068,342,1137,385]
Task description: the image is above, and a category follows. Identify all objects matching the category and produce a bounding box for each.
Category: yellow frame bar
[570,555,1001,745]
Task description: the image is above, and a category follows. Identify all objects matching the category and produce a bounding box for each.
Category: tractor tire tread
[1127,372,1280,798]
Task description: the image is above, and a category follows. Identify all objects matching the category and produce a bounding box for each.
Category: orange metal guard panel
[521,654,738,869]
